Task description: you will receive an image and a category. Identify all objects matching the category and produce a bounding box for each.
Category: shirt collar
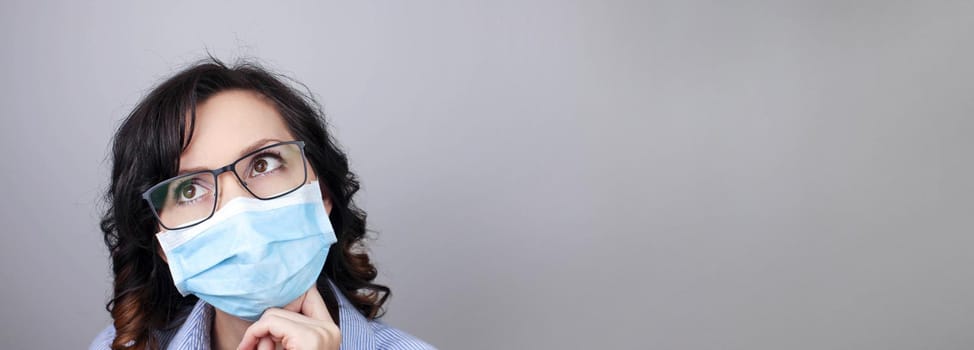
[165,278,376,350]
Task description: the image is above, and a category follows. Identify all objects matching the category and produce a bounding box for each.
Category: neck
[210,309,254,350]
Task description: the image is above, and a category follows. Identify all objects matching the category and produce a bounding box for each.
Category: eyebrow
[177,138,284,176]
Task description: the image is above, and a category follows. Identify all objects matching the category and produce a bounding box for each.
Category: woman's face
[168,89,333,228]
[159,89,333,313]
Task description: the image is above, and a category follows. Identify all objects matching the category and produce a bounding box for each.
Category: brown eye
[249,155,283,177]
[254,159,268,173]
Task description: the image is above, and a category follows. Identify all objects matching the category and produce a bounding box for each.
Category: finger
[237,315,295,350]
[262,308,315,325]
[256,337,275,350]
[300,285,333,323]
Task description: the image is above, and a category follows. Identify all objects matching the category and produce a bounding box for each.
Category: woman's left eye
[250,155,283,177]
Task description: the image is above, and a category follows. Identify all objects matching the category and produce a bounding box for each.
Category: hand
[236,286,341,350]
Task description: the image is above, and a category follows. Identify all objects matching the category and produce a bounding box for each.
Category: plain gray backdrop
[1,1,972,349]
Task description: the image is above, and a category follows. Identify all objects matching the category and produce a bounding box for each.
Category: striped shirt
[89,279,436,350]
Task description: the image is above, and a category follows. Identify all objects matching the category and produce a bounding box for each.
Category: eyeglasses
[142,140,309,230]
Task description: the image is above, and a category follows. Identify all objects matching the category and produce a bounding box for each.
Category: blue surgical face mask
[156,181,336,321]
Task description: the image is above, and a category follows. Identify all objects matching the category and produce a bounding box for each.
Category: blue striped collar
[164,279,374,349]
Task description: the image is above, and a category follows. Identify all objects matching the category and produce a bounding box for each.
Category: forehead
[179,89,294,171]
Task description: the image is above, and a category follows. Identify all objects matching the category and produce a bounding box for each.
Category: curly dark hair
[99,56,389,350]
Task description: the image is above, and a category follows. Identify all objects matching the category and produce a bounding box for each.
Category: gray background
[1,1,972,349]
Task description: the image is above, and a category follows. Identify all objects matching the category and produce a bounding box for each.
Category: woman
[90,57,435,350]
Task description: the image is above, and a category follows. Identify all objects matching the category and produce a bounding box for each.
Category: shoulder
[88,301,204,350]
[327,280,436,350]
[88,324,115,350]
[369,320,438,350]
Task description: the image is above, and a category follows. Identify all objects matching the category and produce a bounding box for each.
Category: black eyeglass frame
[141,140,309,231]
